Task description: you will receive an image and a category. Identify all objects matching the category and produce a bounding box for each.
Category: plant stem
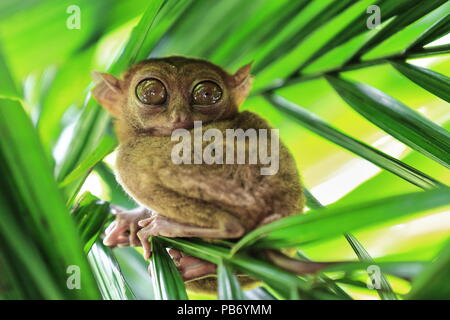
[254,44,450,95]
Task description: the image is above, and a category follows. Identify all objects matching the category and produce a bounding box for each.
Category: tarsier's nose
[170,110,189,123]
[170,111,192,129]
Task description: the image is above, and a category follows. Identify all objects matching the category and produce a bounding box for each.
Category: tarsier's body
[93,57,303,293]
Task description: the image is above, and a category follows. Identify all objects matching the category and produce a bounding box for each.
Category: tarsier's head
[92,56,252,136]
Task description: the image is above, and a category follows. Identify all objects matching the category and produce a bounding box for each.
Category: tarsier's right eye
[192,81,222,105]
[136,78,167,105]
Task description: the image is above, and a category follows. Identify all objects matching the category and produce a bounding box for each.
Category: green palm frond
[0,0,449,300]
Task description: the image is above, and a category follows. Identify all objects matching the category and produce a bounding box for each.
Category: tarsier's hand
[103,207,152,248]
[104,207,218,282]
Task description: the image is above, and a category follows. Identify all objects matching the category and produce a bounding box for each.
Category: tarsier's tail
[185,250,339,296]
[185,275,259,295]
[264,250,338,274]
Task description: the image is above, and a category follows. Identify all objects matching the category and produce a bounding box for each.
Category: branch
[253,44,450,95]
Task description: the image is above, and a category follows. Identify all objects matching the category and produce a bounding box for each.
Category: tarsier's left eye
[192,81,222,105]
[136,78,167,105]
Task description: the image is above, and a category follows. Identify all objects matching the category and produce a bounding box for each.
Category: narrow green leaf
[114,247,155,300]
[217,260,245,300]
[154,0,263,60]
[95,162,137,209]
[0,0,107,78]
[55,99,110,181]
[404,13,450,51]
[110,0,167,74]
[72,192,111,253]
[0,98,100,299]
[410,43,450,58]
[37,46,96,152]
[210,0,308,66]
[259,44,450,94]
[59,135,116,187]
[231,187,450,252]
[304,187,324,210]
[294,250,352,300]
[88,241,136,300]
[158,237,329,300]
[344,234,397,300]
[244,287,277,300]
[345,0,446,62]
[293,0,417,73]
[0,42,20,99]
[135,0,193,61]
[264,93,442,189]
[288,191,398,300]
[0,43,99,298]
[57,0,167,185]
[407,240,450,299]
[148,237,188,300]
[0,193,64,299]
[254,0,355,73]
[318,277,353,300]
[327,75,450,168]
[390,60,450,103]
[302,191,367,300]
[325,261,427,280]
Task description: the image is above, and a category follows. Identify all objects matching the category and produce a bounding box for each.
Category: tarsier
[93,57,328,294]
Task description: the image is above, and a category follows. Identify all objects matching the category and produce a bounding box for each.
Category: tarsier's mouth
[148,121,195,136]
[169,121,194,130]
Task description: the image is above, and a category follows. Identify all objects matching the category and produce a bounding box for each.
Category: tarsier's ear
[231,62,253,106]
[91,71,123,119]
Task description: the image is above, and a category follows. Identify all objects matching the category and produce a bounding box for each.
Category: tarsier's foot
[103,207,152,248]
[137,214,191,259]
[168,249,217,281]
[136,213,244,260]
[257,213,283,227]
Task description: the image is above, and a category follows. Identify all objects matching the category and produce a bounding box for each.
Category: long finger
[138,217,153,228]
[104,221,117,235]
[137,231,152,260]
[129,223,141,247]
[103,224,129,246]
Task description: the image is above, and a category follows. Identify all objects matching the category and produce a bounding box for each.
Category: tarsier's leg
[256,213,284,227]
[101,205,208,277]
[136,187,245,259]
[103,206,152,247]
[145,194,285,281]
[168,249,217,281]
[158,167,265,214]
[167,214,287,282]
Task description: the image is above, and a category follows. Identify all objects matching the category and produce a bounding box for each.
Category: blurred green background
[0,0,449,300]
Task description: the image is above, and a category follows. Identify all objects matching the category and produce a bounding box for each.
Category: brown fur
[115,111,303,231]
[186,276,260,296]
[92,56,303,294]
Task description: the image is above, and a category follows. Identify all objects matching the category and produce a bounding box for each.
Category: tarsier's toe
[138,217,154,228]
[168,248,183,263]
[136,217,169,259]
[137,227,156,260]
[103,208,152,249]
[166,249,217,281]
[129,223,141,247]
[103,227,129,247]
[135,217,158,256]
[137,215,179,237]
[146,249,217,282]
[178,255,217,281]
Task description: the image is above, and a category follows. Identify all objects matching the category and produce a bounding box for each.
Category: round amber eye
[192,81,222,105]
[136,78,167,105]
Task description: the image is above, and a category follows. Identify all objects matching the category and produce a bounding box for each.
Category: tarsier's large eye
[192,81,222,105]
[136,78,167,105]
